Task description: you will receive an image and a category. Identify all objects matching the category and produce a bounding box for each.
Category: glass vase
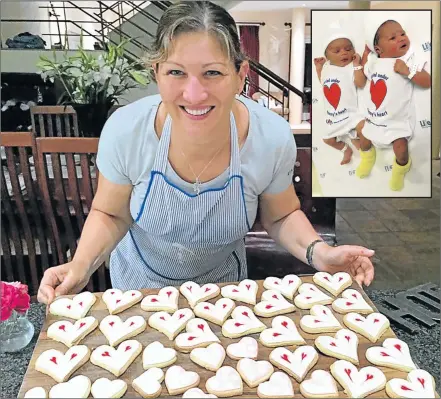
[0,309,34,353]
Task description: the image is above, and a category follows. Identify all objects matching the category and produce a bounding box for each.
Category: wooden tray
[18,277,437,398]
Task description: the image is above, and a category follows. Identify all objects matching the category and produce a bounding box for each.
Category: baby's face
[325,38,355,67]
[375,21,410,58]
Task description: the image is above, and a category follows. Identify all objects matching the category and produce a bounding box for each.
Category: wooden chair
[34,136,110,291]
[30,105,80,137]
[1,132,59,295]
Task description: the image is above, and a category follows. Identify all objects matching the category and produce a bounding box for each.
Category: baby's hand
[394,59,410,76]
[314,57,326,69]
[352,53,362,66]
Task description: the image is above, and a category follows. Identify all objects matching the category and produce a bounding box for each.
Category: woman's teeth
[183,106,213,116]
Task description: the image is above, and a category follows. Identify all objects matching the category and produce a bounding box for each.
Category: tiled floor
[336,160,440,290]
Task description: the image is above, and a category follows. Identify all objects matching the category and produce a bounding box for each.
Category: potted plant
[36,37,151,137]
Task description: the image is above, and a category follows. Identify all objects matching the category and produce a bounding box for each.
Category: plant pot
[0,310,34,353]
[72,102,112,138]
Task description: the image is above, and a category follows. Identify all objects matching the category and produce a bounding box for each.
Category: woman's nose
[182,76,208,103]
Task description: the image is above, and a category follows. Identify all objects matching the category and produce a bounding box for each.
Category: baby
[356,18,431,191]
[314,32,367,165]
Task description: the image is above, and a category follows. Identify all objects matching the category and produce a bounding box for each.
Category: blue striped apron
[109,111,250,289]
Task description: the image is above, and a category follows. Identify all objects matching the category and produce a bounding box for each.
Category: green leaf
[129,70,150,85]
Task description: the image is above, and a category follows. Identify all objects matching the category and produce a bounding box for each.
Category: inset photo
[311,10,432,197]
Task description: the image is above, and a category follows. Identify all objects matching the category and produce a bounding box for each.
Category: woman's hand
[37,262,92,305]
[313,243,375,286]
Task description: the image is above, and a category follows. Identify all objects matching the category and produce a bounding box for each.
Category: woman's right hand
[37,262,91,305]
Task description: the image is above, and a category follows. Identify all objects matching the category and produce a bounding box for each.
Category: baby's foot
[341,145,353,165]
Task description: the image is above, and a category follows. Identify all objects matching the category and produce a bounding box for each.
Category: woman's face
[325,38,355,67]
[155,32,248,138]
[375,21,410,58]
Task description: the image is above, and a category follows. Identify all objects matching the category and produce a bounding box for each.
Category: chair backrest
[30,105,80,137]
[1,132,59,295]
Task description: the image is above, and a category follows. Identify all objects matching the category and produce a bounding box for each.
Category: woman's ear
[238,60,250,93]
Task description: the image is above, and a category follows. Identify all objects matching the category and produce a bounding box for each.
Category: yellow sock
[389,157,412,191]
[356,146,376,178]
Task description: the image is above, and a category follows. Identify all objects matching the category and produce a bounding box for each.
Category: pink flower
[1,281,30,321]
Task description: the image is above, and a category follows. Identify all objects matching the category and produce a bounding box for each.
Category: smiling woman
[37,1,375,304]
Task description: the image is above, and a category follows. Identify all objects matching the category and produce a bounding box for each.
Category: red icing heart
[70,353,77,361]
[324,276,330,282]
[288,280,293,284]
[345,302,354,306]
[204,287,211,292]
[394,344,402,352]
[330,342,337,347]
[338,277,343,282]
[166,291,172,297]
[242,312,249,318]
[78,322,86,329]
[323,83,341,110]
[67,305,71,310]
[116,299,121,304]
[131,293,135,296]
[129,321,135,327]
[417,378,425,388]
[281,354,291,364]
[265,305,274,309]
[232,289,239,293]
[365,374,373,382]
[197,324,204,331]
[222,304,227,308]
[188,336,196,341]
[301,352,307,361]
[344,335,351,342]
[178,314,185,320]
[352,293,358,299]
[274,281,280,285]
[345,368,353,382]
[401,385,413,391]
[273,333,282,337]
[187,287,193,292]
[314,319,321,323]
[370,79,387,110]
[380,351,390,357]
[102,351,111,357]
[272,294,278,299]
[109,322,114,327]
[50,356,57,365]
[79,302,83,307]
[323,309,327,315]
[234,323,244,327]
[305,296,312,300]
[125,345,131,352]
[281,321,288,328]
[355,318,363,322]
[59,325,66,332]
[246,284,251,290]
[111,292,115,295]
[151,298,158,302]
[160,317,166,321]
[373,319,380,323]
[204,306,210,310]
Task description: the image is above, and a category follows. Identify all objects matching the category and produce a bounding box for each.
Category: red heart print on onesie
[323,83,341,110]
[370,79,387,109]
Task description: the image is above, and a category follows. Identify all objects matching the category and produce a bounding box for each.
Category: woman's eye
[205,70,221,76]
[167,70,183,76]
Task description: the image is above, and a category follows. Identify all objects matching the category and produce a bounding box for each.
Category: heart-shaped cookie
[269,346,318,382]
[330,359,386,398]
[332,289,373,314]
[222,306,266,338]
[237,358,274,388]
[221,279,258,305]
[180,282,220,308]
[148,308,194,340]
[365,338,417,372]
[49,292,96,320]
[259,316,305,347]
[165,365,200,395]
[190,343,226,371]
[24,387,47,398]
[175,318,220,352]
[300,304,342,333]
[257,372,294,398]
[132,367,164,399]
[102,289,142,315]
[100,315,146,347]
[143,341,177,369]
[35,345,90,383]
[386,369,436,399]
[254,290,296,317]
[313,272,352,296]
[263,275,302,300]
[299,370,339,398]
[182,388,218,398]
[206,366,243,397]
[226,337,258,360]
[315,329,359,365]
[47,316,98,347]
[294,284,333,309]
[194,298,235,326]
[343,312,390,343]
[90,340,142,377]
[141,286,179,313]
[48,375,91,398]
[91,377,127,398]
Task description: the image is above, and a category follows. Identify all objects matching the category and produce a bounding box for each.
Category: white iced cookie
[365,338,417,372]
[259,315,305,347]
[148,308,194,340]
[48,375,91,398]
[313,272,352,296]
[90,339,142,377]
[175,318,220,352]
[257,372,294,398]
[330,359,386,398]
[49,292,96,320]
[35,345,90,383]
[294,283,333,309]
[221,279,258,305]
[132,367,164,399]
[386,369,436,399]
[180,281,220,308]
[237,358,274,388]
[190,343,226,371]
[143,341,177,369]
[343,312,390,343]
[24,387,47,398]
[206,366,244,398]
[300,305,342,334]
[141,286,179,313]
[222,306,266,338]
[102,289,143,315]
[254,290,296,317]
[269,346,318,382]
[100,315,146,347]
[226,337,258,360]
[315,329,359,365]
[183,388,218,398]
[263,274,302,300]
[332,289,373,315]
[299,370,339,398]
[194,298,235,326]
[47,316,98,347]
[91,378,127,398]
[165,365,200,395]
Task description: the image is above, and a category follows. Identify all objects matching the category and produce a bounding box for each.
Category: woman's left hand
[313,243,375,287]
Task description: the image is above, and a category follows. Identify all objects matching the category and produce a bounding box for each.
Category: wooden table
[17,277,435,398]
